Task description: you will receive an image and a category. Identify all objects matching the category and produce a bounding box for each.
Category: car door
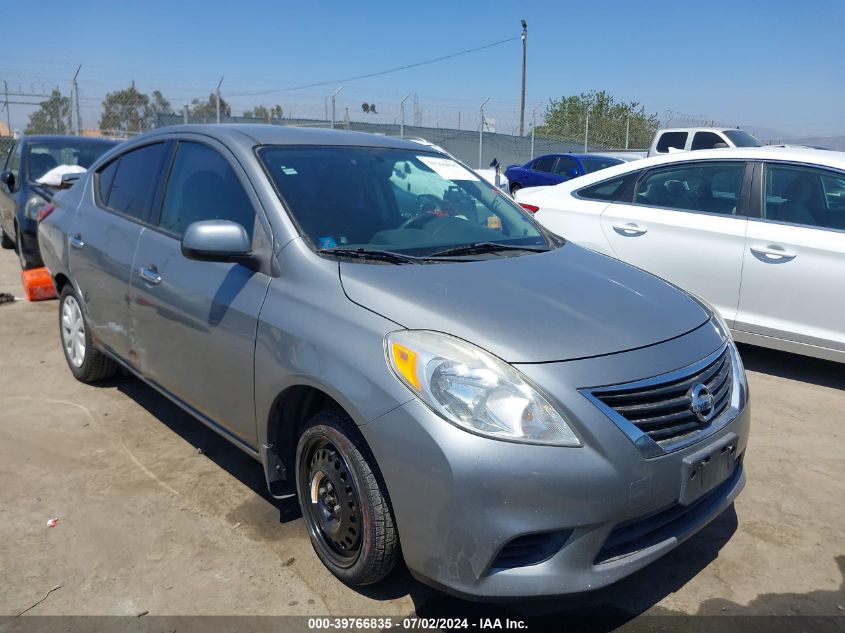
[735,161,845,354]
[529,156,557,187]
[552,155,579,182]
[69,141,169,361]
[129,139,273,447]
[599,160,751,323]
[0,140,21,236]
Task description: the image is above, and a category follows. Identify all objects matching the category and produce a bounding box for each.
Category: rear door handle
[749,244,797,262]
[69,234,84,249]
[139,266,162,285]
[612,222,648,236]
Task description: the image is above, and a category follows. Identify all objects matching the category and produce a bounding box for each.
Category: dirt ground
[0,248,843,627]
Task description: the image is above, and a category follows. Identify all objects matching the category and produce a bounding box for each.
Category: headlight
[24,194,48,220]
[385,330,580,446]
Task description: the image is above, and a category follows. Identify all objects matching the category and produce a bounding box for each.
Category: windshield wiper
[317,247,421,264]
[429,242,550,258]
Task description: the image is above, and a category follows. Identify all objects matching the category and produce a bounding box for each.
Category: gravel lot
[0,248,843,628]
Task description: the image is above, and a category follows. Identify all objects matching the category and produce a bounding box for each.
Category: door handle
[69,234,84,249]
[139,265,162,285]
[749,244,797,262]
[612,222,648,236]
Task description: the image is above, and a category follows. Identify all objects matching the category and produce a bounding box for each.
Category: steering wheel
[398,213,438,230]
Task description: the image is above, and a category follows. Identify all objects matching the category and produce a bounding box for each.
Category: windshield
[722,130,761,148]
[27,140,117,182]
[259,146,551,258]
[580,157,623,174]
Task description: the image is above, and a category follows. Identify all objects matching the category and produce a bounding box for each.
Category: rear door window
[635,161,745,214]
[158,141,255,239]
[656,132,688,153]
[103,143,168,221]
[764,163,845,230]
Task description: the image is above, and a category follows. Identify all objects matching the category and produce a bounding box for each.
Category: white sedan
[516,146,845,363]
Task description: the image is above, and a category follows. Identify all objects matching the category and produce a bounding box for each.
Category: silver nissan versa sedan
[38,125,749,598]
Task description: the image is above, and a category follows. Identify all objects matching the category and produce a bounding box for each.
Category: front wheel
[509,183,522,195]
[59,285,118,383]
[296,411,398,585]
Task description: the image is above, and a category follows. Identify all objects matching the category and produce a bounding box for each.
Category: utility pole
[584,110,590,153]
[183,104,189,124]
[530,103,541,159]
[216,76,224,124]
[479,97,490,168]
[625,115,630,149]
[324,97,328,121]
[519,19,527,136]
[457,112,461,130]
[330,87,343,129]
[71,65,81,134]
[400,92,412,138]
[3,80,10,134]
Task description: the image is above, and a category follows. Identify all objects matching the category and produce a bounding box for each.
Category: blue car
[505,153,623,194]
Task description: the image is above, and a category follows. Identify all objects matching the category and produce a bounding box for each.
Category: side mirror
[60,172,83,190]
[181,220,253,263]
[568,168,579,178]
[0,171,14,190]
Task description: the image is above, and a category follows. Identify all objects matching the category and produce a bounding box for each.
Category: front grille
[594,347,732,446]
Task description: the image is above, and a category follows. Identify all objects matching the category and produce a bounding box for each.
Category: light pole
[530,103,541,159]
[216,76,224,124]
[625,115,630,149]
[519,19,527,136]
[70,65,81,134]
[399,92,412,138]
[330,87,343,129]
[478,97,490,169]
[584,109,590,153]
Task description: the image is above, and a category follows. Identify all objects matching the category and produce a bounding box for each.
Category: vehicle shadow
[101,372,741,629]
[736,343,845,391]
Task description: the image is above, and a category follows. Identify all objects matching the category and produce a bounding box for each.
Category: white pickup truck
[592,127,762,162]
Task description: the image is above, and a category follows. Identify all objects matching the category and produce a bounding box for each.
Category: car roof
[131,124,436,153]
[22,134,120,145]
[534,153,619,161]
[543,146,845,192]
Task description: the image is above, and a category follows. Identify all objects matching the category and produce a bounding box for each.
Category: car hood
[339,243,710,363]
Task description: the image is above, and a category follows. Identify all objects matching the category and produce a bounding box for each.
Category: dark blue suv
[505,153,622,194]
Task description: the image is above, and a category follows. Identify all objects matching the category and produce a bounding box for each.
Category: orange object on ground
[21,267,57,301]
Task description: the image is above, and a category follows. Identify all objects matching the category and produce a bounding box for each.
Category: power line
[227,36,519,97]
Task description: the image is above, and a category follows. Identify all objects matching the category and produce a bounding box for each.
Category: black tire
[296,410,398,586]
[510,183,522,195]
[16,224,35,270]
[59,285,118,383]
[0,227,13,249]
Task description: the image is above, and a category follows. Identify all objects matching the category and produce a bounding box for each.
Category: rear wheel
[296,411,398,585]
[59,285,118,383]
[16,225,34,270]
[0,227,13,249]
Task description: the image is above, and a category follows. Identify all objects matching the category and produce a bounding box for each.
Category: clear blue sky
[2,0,842,137]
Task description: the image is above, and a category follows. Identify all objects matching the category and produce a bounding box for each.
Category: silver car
[38,125,750,598]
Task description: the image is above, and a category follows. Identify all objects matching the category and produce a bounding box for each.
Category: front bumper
[361,323,749,598]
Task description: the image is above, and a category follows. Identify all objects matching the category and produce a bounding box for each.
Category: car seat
[772,176,817,226]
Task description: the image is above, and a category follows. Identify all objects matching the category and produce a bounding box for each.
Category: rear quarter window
[576,173,637,202]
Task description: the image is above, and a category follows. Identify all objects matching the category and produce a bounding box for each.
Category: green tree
[243,104,283,121]
[100,84,156,134]
[538,90,658,149]
[189,93,231,121]
[25,89,70,135]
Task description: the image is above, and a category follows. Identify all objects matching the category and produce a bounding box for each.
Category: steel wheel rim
[61,295,86,368]
[299,436,362,568]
